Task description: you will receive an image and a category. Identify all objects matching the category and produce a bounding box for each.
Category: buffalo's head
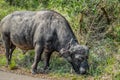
[60,44,89,74]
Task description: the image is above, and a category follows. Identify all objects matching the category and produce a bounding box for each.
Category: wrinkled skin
[0,10,89,74]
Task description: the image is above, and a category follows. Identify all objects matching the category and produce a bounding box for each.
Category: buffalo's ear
[60,48,70,57]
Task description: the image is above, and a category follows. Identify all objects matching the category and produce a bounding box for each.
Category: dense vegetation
[0,0,120,80]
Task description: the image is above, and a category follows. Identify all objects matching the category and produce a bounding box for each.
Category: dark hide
[0,10,89,74]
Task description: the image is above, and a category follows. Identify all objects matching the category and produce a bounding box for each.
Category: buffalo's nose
[80,67,86,74]
[79,61,89,74]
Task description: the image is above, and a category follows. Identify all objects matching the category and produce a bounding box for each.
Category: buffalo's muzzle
[79,60,89,74]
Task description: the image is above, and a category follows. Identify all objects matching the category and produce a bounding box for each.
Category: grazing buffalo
[0,10,89,74]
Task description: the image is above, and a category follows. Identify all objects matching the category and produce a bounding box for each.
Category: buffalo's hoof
[43,69,49,74]
[31,69,38,75]
[5,64,9,68]
[35,68,49,74]
[5,65,8,68]
[42,67,51,74]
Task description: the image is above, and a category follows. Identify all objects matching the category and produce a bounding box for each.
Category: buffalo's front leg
[31,44,43,74]
[43,51,52,71]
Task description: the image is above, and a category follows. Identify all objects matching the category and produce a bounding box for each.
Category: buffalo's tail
[0,20,2,44]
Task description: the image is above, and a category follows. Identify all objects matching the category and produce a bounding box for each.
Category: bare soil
[0,70,46,80]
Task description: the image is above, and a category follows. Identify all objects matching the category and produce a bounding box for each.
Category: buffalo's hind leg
[9,43,16,63]
[31,44,43,74]
[2,34,16,66]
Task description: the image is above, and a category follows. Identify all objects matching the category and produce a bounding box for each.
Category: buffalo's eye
[74,54,85,61]
[79,57,84,61]
[86,56,89,59]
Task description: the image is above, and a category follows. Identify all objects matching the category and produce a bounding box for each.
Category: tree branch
[101,7,110,25]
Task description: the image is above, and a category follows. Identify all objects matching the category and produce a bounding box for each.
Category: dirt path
[0,70,47,80]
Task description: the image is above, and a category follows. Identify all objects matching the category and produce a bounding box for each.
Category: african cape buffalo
[0,10,89,74]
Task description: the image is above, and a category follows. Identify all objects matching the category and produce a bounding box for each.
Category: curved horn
[83,46,89,56]
[66,38,73,50]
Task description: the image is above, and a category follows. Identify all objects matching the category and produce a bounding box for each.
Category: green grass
[0,39,120,79]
